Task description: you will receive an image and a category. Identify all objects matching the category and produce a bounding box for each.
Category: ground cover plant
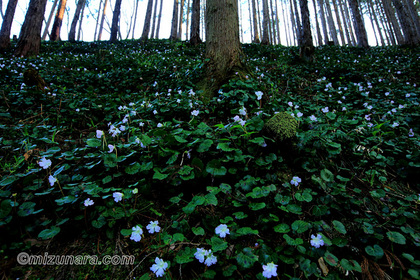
[0,40,419,279]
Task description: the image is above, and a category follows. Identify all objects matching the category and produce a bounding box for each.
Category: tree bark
[77,0,85,40]
[97,0,108,40]
[170,0,179,40]
[318,0,329,44]
[155,0,163,38]
[251,0,259,43]
[261,0,270,44]
[50,0,67,41]
[312,0,323,45]
[69,0,85,41]
[150,0,158,38]
[94,0,103,40]
[140,0,153,41]
[178,0,184,39]
[391,0,419,45]
[325,0,339,44]
[404,0,420,37]
[0,0,19,50]
[348,0,368,47]
[274,0,281,44]
[185,0,190,40]
[110,0,122,42]
[204,0,245,101]
[337,0,352,45]
[41,0,58,40]
[14,0,48,57]
[383,0,404,45]
[189,0,201,44]
[299,0,314,61]
[332,0,346,44]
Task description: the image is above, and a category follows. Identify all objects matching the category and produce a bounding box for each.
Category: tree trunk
[269,0,276,44]
[383,0,404,45]
[367,0,384,45]
[0,0,19,50]
[337,0,352,45]
[41,0,58,40]
[312,0,323,45]
[325,0,339,44]
[97,0,108,40]
[293,0,302,45]
[77,0,85,40]
[170,0,179,40]
[261,0,270,44]
[155,0,163,38]
[348,0,368,47]
[150,0,158,38]
[50,0,67,41]
[274,0,281,44]
[185,0,190,40]
[204,0,244,101]
[332,0,346,44]
[140,0,153,41]
[318,0,329,44]
[14,0,48,57]
[68,0,85,41]
[251,0,259,43]
[391,0,419,45]
[282,0,291,45]
[110,0,122,42]
[404,0,420,37]
[178,0,184,39]
[0,0,3,20]
[299,0,314,61]
[94,0,103,40]
[189,0,201,44]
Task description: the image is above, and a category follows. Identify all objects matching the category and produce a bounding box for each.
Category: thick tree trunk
[299,0,314,61]
[110,0,122,42]
[14,0,48,57]
[69,0,85,41]
[0,0,19,50]
[261,0,270,44]
[50,0,67,41]
[348,0,368,47]
[404,0,420,37]
[204,0,244,100]
[189,0,201,44]
[41,0,58,40]
[170,0,179,40]
[97,0,108,40]
[391,0,420,45]
[140,0,153,41]
[251,0,259,43]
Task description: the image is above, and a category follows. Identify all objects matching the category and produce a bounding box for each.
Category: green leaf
[87,138,101,148]
[92,216,106,228]
[175,247,194,264]
[120,229,132,236]
[103,153,117,167]
[386,231,406,244]
[332,220,347,234]
[0,175,18,187]
[192,227,205,236]
[236,227,259,235]
[274,223,290,233]
[0,199,12,219]
[340,259,362,272]
[174,135,188,143]
[206,159,227,176]
[217,142,235,152]
[291,220,311,234]
[210,236,228,252]
[324,251,339,266]
[125,162,141,174]
[249,202,266,211]
[283,234,303,246]
[38,226,60,240]
[197,139,213,152]
[153,169,169,180]
[321,169,334,182]
[236,248,258,268]
[365,245,384,258]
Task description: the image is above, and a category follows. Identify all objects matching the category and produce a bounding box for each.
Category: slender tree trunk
[50,0,67,41]
[318,0,329,44]
[178,0,184,39]
[42,0,58,40]
[204,0,244,101]
[185,0,190,40]
[256,0,262,40]
[15,0,48,57]
[155,0,163,38]
[367,0,384,45]
[247,0,254,41]
[274,0,281,44]
[150,0,158,38]
[332,0,346,44]
[283,0,292,45]
[299,0,314,61]
[140,0,153,41]
[189,0,201,44]
[251,0,259,42]
[325,0,339,44]
[348,0,368,47]
[0,0,3,20]
[97,0,108,40]
[312,0,323,45]
[289,0,298,45]
[110,0,122,42]
[383,0,404,44]
[343,0,356,45]
[239,0,244,42]
[293,0,302,45]
[94,0,103,40]
[69,0,85,41]
[0,0,19,50]
[404,0,420,36]
[391,0,419,45]
[269,0,276,44]
[337,0,352,45]
[378,0,394,45]
[261,0,270,44]
[77,0,85,40]
[170,0,179,40]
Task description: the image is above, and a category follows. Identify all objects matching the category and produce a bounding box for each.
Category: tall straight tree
[170,0,179,40]
[261,0,270,44]
[299,0,314,61]
[0,0,19,50]
[97,0,108,40]
[318,0,329,44]
[178,0,185,39]
[251,0,259,43]
[204,0,245,101]
[14,0,48,57]
[68,0,85,41]
[150,0,159,39]
[391,0,420,45]
[140,0,154,41]
[325,0,339,44]
[50,0,67,41]
[332,0,345,44]
[42,0,58,40]
[110,0,122,42]
[312,0,323,45]
[189,0,201,45]
[348,0,368,47]
[155,0,163,38]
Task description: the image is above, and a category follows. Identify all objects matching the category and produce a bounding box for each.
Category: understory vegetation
[0,40,419,279]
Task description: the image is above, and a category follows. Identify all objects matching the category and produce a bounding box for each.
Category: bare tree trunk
[337,0,352,45]
[348,0,368,47]
[312,0,323,45]
[140,0,153,41]
[332,0,346,44]
[42,0,58,40]
[185,0,190,40]
[261,0,270,44]
[239,0,244,42]
[77,0,85,40]
[318,0,329,44]
[251,0,259,42]
[292,0,302,45]
[190,0,201,44]
[289,0,298,45]
[50,0,67,41]
[269,0,276,44]
[110,0,122,42]
[325,0,339,44]
[170,0,179,40]
[155,0,163,38]
[299,0,314,61]
[378,0,394,44]
[0,0,4,20]
[282,0,291,45]
[247,0,253,41]
[204,0,244,101]
[69,0,85,41]
[274,0,281,44]
[94,0,103,40]
[391,0,420,45]
[97,0,108,40]
[367,0,384,45]
[0,0,19,50]
[404,0,420,36]
[383,0,404,44]
[178,0,184,39]
[150,0,158,38]
[15,0,48,57]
